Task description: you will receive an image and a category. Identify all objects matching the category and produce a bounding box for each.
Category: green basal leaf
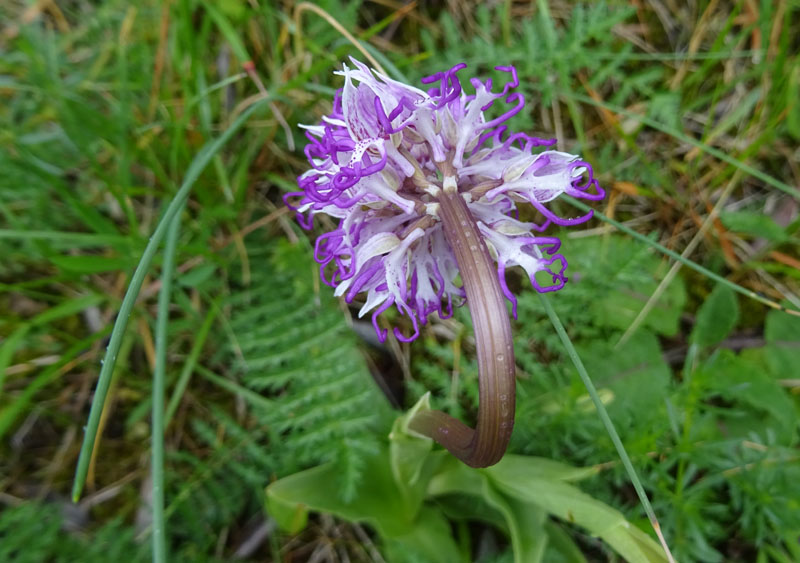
[482,479,548,563]
[484,453,599,484]
[268,394,669,562]
[487,472,622,531]
[389,392,441,515]
[391,392,435,479]
[691,284,739,348]
[426,457,485,498]
[486,465,668,563]
[266,451,412,538]
[264,472,310,535]
[543,521,589,563]
[384,507,464,563]
[266,441,461,563]
[428,459,545,562]
[603,524,674,563]
[435,493,508,533]
[427,455,667,563]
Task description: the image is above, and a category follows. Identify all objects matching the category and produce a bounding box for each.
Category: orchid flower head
[286,58,604,342]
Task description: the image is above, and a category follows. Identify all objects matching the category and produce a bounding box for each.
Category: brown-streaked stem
[407,184,516,468]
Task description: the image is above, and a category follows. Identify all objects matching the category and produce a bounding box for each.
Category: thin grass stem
[538,293,675,563]
[564,92,800,199]
[293,2,386,75]
[616,170,742,347]
[71,99,269,503]
[164,305,219,427]
[152,204,183,563]
[565,196,800,317]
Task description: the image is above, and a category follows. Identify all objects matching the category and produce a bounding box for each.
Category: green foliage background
[1,1,799,561]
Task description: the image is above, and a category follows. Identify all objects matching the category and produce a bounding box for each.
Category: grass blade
[0,327,111,439]
[616,171,741,347]
[164,304,219,427]
[71,98,270,503]
[538,293,675,563]
[151,205,183,562]
[0,230,130,247]
[565,196,800,317]
[563,92,800,199]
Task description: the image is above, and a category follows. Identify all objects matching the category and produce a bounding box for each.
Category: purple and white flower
[286,58,604,343]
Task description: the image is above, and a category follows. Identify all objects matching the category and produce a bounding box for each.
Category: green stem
[152,205,183,562]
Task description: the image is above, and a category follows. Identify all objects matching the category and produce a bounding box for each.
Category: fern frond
[226,239,392,500]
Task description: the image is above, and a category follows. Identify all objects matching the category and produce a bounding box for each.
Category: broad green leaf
[702,349,796,440]
[719,211,787,243]
[31,293,106,326]
[487,469,668,562]
[429,458,550,563]
[435,494,508,533]
[543,521,589,562]
[577,330,671,439]
[389,393,440,515]
[603,524,674,563]
[488,473,624,533]
[691,284,739,348]
[263,477,309,535]
[391,393,435,485]
[177,263,217,287]
[486,453,599,484]
[764,308,800,376]
[482,480,548,563]
[266,447,461,562]
[384,507,463,563]
[565,236,687,337]
[266,448,412,538]
[427,458,485,499]
[429,456,667,562]
[50,254,134,274]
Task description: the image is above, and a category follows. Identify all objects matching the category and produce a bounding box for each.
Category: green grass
[1,1,799,561]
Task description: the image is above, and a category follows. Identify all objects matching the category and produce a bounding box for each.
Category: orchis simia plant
[286,59,605,468]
